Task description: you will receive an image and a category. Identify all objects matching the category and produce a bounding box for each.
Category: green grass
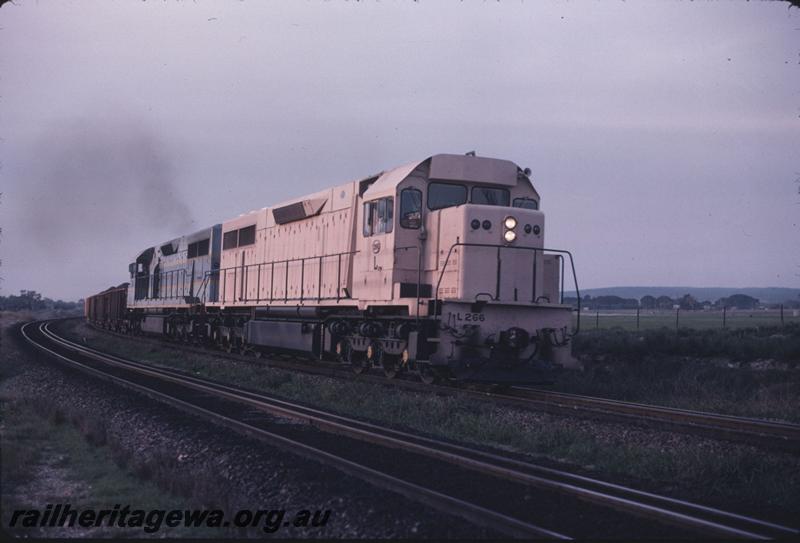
[560,325,800,422]
[54,319,800,517]
[554,356,800,421]
[573,324,800,363]
[0,399,215,538]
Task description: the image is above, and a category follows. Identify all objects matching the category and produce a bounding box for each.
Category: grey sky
[1,1,798,301]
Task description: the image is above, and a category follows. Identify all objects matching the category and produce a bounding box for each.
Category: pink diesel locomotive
[91,153,581,383]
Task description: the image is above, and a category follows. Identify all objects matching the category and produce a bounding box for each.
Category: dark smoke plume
[18,119,194,257]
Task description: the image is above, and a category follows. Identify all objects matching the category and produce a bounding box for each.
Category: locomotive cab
[356,153,579,382]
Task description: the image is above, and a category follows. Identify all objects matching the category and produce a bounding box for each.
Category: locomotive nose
[464,205,544,247]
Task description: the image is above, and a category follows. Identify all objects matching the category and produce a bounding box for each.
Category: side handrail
[201,250,358,305]
[137,268,189,302]
[434,242,581,335]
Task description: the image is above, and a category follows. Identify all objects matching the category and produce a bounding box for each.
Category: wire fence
[573,306,800,331]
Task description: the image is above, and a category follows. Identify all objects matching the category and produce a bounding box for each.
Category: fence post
[596,310,599,330]
[675,307,680,331]
[636,306,640,330]
[780,304,784,326]
[723,306,727,328]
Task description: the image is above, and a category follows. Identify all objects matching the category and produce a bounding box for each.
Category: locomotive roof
[131,153,531,259]
[255,153,524,211]
[361,153,522,199]
[360,158,424,199]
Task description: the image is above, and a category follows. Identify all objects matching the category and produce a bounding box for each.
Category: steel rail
[32,320,799,540]
[84,320,800,452]
[507,387,800,444]
[84,319,800,452]
[21,320,565,540]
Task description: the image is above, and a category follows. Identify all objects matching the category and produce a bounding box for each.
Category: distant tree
[721,294,760,310]
[591,295,639,310]
[20,290,43,310]
[640,295,656,309]
[0,290,80,312]
[656,295,674,309]
[679,294,700,310]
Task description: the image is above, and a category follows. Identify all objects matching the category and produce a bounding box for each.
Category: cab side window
[400,188,422,229]
[363,197,394,236]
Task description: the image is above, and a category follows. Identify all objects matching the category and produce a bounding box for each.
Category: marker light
[504,216,518,230]
[504,230,517,243]
[482,220,492,230]
[524,224,532,234]
[471,219,480,230]
[533,225,541,235]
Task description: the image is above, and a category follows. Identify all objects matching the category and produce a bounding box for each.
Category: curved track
[86,319,800,453]
[23,320,563,539]
[23,319,799,539]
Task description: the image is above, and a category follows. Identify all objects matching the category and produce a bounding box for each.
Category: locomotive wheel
[367,341,382,364]
[339,340,368,374]
[381,354,402,379]
[350,353,368,374]
[418,363,440,385]
[335,340,351,363]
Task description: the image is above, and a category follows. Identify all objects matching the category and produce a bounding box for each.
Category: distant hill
[564,287,800,305]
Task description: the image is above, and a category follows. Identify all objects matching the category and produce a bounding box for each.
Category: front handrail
[434,242,581,335]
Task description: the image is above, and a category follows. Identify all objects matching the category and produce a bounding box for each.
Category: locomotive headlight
[504,216,517,230]
[503,230,517,243]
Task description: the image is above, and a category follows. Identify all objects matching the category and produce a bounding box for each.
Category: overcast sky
[1,1,798,301]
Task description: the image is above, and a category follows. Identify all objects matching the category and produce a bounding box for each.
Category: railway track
[496,387,800,453]
[83,319,800,453]
[22,319,799,539]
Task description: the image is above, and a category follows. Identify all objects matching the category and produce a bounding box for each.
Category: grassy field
[574,309,800,331]
[563,322,800,419]
[0,313,219,538]
[0,399,211,538]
